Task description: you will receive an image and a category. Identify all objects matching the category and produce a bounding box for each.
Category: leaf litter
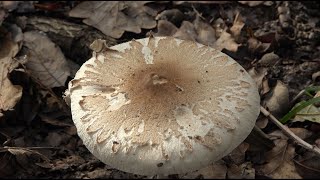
[1,1,320,179]
[0,26,22,118]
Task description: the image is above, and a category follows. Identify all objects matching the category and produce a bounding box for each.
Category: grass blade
[280,97,320,124]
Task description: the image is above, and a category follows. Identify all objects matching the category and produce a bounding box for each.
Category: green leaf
[305,86,320,97]
[280,97,320,124]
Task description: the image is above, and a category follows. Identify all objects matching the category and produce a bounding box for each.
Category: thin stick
[260,106,320,156]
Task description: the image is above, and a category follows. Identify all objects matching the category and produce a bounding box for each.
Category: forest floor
[0,1,320,179]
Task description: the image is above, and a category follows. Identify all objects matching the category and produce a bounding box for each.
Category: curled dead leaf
[155,20,178,36]
[312,71,320,82]
[248,67,269,95]
[258,52,280,67]
[263,80,290,118]
[155,9,184,24]
[256,117,269,129]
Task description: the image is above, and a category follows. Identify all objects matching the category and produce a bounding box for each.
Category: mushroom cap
[66,37,260,176]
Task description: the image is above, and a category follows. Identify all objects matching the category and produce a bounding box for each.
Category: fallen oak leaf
[69,1,159,39]
[22,31,71,88]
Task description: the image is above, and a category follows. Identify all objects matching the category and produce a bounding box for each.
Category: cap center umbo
[150,73,168,85]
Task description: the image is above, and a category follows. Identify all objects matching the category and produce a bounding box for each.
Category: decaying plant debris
[0,1,320,179]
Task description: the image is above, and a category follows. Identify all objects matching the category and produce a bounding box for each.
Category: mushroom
[65,36,260,176]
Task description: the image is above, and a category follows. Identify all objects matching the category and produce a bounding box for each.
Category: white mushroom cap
[66,37,260,176]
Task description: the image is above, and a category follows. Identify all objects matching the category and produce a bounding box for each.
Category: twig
[260,106,320,156]
[0,146,59,153]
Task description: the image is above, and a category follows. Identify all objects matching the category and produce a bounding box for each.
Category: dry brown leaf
[263,80,290,118]
[1,1,19,11]
[23,31,71,88]
[39,114,72,127]
[155,20,178,36]
[230,12,245,39]
[171,17,216,46]
[212,18,226,39]
[7,147,50,162]
[0,1,19,25]
[228,142,250,165]
[87,168,112,178]
[1,1,34,25]
[173,21,197,41]
[66,59,80,78]
[69,1,159,39]
[213,31,240,52]
[0,9,6,26]
[155,9,184,24]
[174,1,231,5]
[238,1,271,7]
[258,52,280,67]
[248,37,270,54]
[289,128,312,140]
[248,67,269,95]
[0,152,17,177]
[0,31,22,117]
[194,16,216,46]
[294,152,320,179]
[256,117,269,129]
[182,160,227,179]
[227,162,255,179]
[312,71,320,82]
[45,132,64,147]
[256,138,302,179]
